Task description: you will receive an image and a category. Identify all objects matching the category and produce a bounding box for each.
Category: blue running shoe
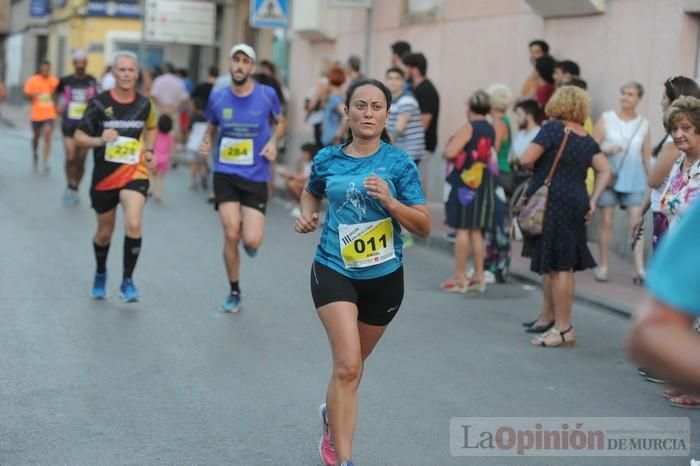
[243,245,258,258]
[339,462,354,466]
[62,189,72,206]
[90,272,107,299]
[70,191,80,206]
[220,292,241,313]
[119,278,140,302]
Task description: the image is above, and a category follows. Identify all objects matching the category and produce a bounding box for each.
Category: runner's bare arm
[198,123,218,157]
[74,128,119,148]
[387,202,431,238]
[261,114,287,161]
[628,298,699,395]
[295,188,321,233]
[363,174,431,238]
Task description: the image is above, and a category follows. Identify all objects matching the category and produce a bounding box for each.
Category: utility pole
[139,0,148,69]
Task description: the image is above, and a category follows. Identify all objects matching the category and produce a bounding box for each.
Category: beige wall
[288,0,699,176]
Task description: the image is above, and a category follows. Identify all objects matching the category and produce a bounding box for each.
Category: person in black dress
[520,86,611,347]
[441,90,498,293]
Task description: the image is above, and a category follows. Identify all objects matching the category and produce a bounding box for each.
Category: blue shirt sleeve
[533,120,562,152]
[394,153,425,206]
[204,90,219,125]
[264,85,282,118]
[307,149,330,197]
[647,201,700,316]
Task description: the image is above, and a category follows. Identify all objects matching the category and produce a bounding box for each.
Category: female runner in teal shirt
[295,78,431,466]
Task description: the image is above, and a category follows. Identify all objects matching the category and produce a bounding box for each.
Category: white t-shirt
[511,127,540,159]
[650,134,674,212]
[601,111,649,193]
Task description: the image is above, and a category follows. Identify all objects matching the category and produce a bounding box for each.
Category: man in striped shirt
[385,67,426,165]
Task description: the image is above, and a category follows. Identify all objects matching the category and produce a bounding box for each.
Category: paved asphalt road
[1,125,698,465]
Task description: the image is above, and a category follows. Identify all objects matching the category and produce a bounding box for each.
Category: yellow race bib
[37,93,53,107]
[105,137,141,165]
[67,102,87,120]
[219,137,254,165]
[338,218,395,268]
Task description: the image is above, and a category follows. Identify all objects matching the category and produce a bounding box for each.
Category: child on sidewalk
[152,114,175,202]
[186,97,209,190]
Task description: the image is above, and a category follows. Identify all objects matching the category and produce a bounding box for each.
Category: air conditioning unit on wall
[525,0,606,18]
[292,0,338,41]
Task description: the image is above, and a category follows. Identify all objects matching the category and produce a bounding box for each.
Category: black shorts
[310,261,404,327]
[213,172,268,213]
[31,119,54,131]
[90,179,149,214]
[61,121,79,138]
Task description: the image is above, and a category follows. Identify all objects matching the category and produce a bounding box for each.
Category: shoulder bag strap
[544,126,571,186]
[616,118,644,172]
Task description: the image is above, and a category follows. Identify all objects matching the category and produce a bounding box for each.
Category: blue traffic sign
[249,0,288,29]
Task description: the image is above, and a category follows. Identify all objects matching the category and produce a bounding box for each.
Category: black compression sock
[230,281,240,295]
[123,236,142,280]
[94,241,110,274]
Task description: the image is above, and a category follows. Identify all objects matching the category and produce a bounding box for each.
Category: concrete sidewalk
[421,201,645,317]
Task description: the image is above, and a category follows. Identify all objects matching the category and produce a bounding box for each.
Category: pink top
[153,132,174,174]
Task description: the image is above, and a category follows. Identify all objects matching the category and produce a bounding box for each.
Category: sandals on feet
[531,326,575,348]
[663,387,685,400]
[670,394,700,409]
[440,279,466,293]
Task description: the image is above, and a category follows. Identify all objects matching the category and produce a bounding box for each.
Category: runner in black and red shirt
[75,51,157,303]
[57,49,99,205]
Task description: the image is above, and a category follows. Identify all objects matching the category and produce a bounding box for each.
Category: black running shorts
[213,172,268,214]
[90,179,149,214]
[310,261,404,327]
[61,121,79,138]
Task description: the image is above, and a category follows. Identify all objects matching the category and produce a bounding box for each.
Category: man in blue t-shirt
[628,200,700,396]
[198,44,286,312]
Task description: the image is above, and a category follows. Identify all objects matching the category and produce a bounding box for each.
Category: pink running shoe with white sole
[319,403,336,466]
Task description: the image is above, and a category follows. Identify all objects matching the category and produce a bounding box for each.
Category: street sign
[87,1,141,18]
[30,0,48,17]
[249,0,288,29]
[330,0,371,8]
[143,0,216,46]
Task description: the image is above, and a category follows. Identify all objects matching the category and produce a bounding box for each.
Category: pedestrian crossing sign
[250,0,288,29]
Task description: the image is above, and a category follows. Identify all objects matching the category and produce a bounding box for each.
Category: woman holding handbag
[441,90,497,293]
[593,81,651,284]
[519,86,611,347]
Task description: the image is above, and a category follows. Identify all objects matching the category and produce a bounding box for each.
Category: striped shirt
[388,92,426,160]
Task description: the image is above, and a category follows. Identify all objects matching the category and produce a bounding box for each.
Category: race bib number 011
[338,218,396,269]
[105,137,141,165]
[219,137,254,165]
[67,102,87,120]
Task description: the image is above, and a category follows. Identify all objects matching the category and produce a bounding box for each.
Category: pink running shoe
[319,403,336,466]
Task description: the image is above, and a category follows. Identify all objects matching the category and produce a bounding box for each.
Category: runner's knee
[124,219,141,237]
[224,225,241,246]
[333,357,362,385]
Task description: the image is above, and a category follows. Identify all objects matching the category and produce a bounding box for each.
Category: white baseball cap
[229,43,256,62]
[71,49,87,61]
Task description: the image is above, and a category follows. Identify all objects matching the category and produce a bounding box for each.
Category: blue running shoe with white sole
[119,278,140,302]
[220,292,241,312]
[90,272,107,299]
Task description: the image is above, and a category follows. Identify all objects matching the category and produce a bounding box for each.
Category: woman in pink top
[151,114,175,202]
